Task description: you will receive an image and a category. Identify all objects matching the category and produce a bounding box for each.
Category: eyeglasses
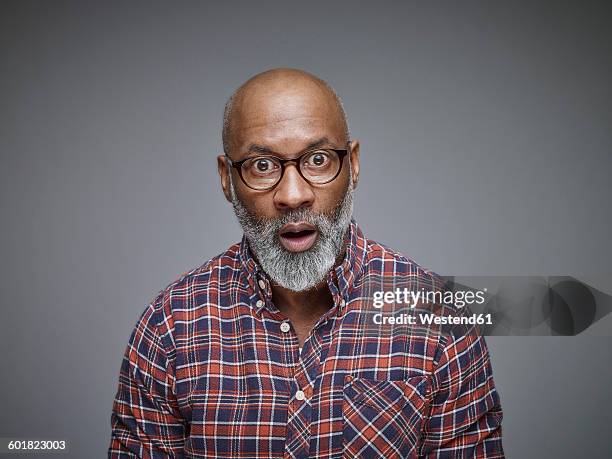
[225,144,349,191]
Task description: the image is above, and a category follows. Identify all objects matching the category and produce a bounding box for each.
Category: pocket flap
[342,375,430,458]
[345,375,429,413]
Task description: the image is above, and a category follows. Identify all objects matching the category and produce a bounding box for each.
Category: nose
[272,163,315,211]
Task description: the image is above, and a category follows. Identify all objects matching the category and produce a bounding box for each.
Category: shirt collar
[238,219,368,314]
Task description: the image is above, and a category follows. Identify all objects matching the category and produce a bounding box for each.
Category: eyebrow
[246,137,332,155]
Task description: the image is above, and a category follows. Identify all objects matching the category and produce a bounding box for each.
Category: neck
[271,279,334,320]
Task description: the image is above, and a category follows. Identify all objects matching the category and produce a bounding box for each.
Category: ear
[217,154,233,203]
[348,139,360,189]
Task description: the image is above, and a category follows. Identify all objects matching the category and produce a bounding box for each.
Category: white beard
[229,175,354,292]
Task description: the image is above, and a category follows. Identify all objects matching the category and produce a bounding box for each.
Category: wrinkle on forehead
[234,113,344,157]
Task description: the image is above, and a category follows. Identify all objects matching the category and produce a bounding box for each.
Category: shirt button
[256,299,264,308]
[258,279,266,290]
[295,390,306,401]
[280,322,291,333]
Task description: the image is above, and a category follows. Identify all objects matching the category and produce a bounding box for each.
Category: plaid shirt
[109,220,504,458]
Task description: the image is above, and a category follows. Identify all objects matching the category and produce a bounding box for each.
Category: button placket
[285,383,313,458]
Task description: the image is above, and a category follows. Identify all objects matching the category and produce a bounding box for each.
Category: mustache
[249,198,349,231]
[261,209,325,228]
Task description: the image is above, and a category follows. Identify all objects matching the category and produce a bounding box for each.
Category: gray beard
[229,176,354,292]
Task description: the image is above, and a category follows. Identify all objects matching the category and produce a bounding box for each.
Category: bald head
[222,68,349,155]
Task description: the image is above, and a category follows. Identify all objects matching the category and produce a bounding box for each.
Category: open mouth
[278,223,318,252]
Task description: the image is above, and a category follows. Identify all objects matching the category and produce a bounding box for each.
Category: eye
[305,150,331,168]
[255,158,272,172]
[246,157,279,176]
[312,153,327,166]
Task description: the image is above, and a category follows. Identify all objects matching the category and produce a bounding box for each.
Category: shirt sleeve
[420,328,504,458]
[109,302,186,458]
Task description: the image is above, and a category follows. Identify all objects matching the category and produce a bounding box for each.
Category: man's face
[217,73,360,291]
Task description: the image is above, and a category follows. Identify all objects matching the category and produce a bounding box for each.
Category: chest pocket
[342,375,429,459]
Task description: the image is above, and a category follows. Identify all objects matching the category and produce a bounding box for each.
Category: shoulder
[361,237,481,352]
[141,242,244,334]
[360,237,446,292]
[358,236,469,324]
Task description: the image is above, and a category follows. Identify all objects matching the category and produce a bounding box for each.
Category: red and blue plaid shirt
[110,220,504,458]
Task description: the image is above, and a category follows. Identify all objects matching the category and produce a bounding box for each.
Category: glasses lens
[241,156,282,189]
[300,149,341,183]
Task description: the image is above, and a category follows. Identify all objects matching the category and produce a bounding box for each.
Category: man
[109,68,504,458]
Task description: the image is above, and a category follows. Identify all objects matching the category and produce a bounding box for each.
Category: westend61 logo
[371,287,493,326]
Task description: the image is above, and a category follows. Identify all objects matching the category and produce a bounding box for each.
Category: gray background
[1,1,611,457]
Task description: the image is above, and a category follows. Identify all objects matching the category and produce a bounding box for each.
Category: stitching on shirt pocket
[342,375,428,459]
